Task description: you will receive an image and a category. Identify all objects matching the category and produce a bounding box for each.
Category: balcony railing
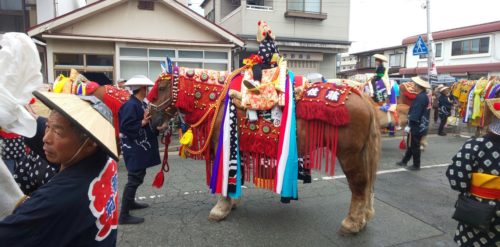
[246,4,273,11]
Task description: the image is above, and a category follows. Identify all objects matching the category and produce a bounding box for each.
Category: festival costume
[0,149,118,246]
[438,92,453,135]
[447,135,500,246]
[370,54,390,103]
[400,77,430,169]
[0,132,25,174]
[243,21,281,123]
[13,118,58,195]
[119,94,160,223]
[0,92,119,246]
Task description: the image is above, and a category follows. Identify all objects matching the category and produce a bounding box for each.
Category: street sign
[412,35,429,55]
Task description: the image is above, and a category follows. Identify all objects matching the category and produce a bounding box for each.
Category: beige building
[27,0,244,83]
[201,0,351,78]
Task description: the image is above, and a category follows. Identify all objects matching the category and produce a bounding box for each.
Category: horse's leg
[338,95,380,234]
[208,197,234,221]
[338,153,371,234]
[207,106,240,222]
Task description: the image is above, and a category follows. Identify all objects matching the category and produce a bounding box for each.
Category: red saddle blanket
[296,83,356,127]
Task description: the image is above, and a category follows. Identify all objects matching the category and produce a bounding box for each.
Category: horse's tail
[361,94,381,194]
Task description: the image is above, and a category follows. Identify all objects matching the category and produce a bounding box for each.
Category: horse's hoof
[339,218,366,235]
[365,209,375,221]
[208,198,232,222]
[231,198,241,209]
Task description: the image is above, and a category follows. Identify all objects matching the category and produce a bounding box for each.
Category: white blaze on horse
[148,62,381,234]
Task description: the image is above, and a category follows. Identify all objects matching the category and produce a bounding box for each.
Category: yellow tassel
[179,145,187,159]
[179,128,193,146]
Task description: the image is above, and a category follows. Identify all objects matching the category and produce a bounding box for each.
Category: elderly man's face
[43,111,87,165]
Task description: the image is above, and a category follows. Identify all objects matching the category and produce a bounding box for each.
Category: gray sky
[349,0,500,53]
[191,0,500,54]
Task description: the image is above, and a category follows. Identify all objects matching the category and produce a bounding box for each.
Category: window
[119,48,229,80]
[0,0,25,32]
[87,55,113,66]
[137,0,154,10]
[54,53,114,80]
[120,48,147,57]
[389,54,402,67]
[149,49,175,58]
[452,37,489,56]
[120,61,148,81]
[420,43,442,59]
[178,50,203,59]
[54,54,84,66]
[288,0,321,13]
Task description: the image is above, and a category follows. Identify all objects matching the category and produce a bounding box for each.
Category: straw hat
[33,91,118,160]
[486,98,500,135]
[373,54,388,63]
[486,98,500,119]
[412,76,431,89]
[439,86,450,93]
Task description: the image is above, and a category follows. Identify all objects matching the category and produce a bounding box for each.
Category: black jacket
[408,91,430,136]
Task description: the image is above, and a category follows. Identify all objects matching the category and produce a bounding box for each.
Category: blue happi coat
[408,91,430,136]
[119,95,160,172]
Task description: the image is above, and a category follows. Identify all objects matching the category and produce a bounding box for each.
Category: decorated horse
[451,77,500,137]
[147,61,381,234]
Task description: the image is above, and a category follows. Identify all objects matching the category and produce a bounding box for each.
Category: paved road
[116,134,467,247]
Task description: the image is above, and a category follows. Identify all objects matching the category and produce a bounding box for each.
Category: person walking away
[446,98,500,246]
[396,76,431,171]
[118,75,161,225]
[432,85,444,123]
[438,87,453,136]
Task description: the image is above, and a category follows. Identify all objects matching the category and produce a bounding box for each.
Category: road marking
[320,163,449,180]
[135,163,450,200]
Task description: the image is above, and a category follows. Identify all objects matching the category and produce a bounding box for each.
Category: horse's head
[147,72,178,130]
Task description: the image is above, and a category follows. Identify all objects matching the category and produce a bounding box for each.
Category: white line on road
[321,163,449,180]
[135,163,450,200]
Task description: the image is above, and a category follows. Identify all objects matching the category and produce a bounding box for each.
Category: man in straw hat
[438,86,453,136]
[396,76,431,171]
[0,92,119,246]
[446,97,500,246]
[118,75,161,225]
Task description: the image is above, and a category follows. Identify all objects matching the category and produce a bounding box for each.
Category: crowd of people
[0,32,499,247]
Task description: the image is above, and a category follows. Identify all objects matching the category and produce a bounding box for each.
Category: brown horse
[149,67,381,234]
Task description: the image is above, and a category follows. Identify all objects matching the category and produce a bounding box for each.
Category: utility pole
[425,0,434,84]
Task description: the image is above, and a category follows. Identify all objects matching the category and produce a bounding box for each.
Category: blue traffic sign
[413,35,429,55]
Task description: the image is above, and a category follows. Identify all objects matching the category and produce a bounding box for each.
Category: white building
[338,54,357,73]
[27,0,244,83]
[200,0,351,78]
[401,21,500,80]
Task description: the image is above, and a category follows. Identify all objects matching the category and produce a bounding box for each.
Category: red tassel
[296,103,350,127]
[175,77,194,112]
[152,170,165,189]
[399,137,406,150]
